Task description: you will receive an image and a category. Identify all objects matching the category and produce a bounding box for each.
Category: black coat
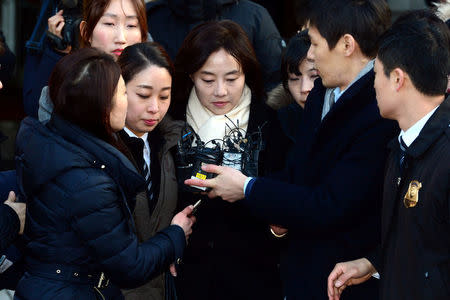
[0,33,16,84]
[371,97,450,300]
[14,116,186,300]
[0,204,19,253]
[23,44,64,118]
[146,0,284,91]
[244,72,398,299]
[175,99,289,300]
[277,103,303,144]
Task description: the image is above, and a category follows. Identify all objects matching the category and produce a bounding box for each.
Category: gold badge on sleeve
[403,180,422,208]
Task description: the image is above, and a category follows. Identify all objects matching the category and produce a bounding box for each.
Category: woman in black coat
[14,48,195,300]
[170,20,289,300]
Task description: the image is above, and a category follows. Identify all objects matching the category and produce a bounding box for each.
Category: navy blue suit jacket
[244,71,398,299]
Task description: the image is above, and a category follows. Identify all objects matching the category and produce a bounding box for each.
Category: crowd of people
[0,0,449,300]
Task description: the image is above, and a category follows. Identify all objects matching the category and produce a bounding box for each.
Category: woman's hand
[171,205,196,239]
[47,10,71,53]
[48,10,65,39]
[4,191,26,234]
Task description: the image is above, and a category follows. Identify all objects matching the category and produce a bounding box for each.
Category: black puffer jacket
[14,116,186,300]
[146,0,284,91]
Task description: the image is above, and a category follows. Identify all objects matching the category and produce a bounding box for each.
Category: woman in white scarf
[170,20,289,300]
[179,43,255,146]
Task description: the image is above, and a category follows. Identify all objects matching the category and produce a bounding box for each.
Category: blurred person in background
[266,29,318,142]
[146,0,285,91]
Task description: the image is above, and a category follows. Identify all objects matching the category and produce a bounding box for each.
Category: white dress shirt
[322,60,375,120]
[124,127,151,171]
[398,106,439,147]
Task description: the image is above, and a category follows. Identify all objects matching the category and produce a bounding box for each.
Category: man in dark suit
[327,10,450,300]
[185,0,397,299]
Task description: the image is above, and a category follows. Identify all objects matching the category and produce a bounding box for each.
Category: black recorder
[175,118,264,193]
[175,125,223,192]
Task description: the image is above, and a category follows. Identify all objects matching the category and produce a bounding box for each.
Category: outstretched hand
[184,164,247,202]
[327,258,376,300]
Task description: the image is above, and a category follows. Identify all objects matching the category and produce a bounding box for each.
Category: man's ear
[342,34,356,57]
[391,68,406,92]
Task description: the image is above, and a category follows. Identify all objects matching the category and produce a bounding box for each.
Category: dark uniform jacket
[174,98,289,300]
[146,0,284,91]
[244,71,398,299]
[372,97,450,300]
[14,116,186,300]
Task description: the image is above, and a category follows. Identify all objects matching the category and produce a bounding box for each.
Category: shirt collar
[124,127,148,141]
[331,60,375,103]
[124,127,149,150]
[398,105,439,147]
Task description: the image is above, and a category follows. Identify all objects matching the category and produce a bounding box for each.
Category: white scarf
[186,85,251,146]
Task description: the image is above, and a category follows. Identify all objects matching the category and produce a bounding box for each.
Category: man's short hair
[378,9,450,96]
[308,0,391,58]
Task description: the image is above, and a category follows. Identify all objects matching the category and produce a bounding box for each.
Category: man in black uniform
[327,10,450,300]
